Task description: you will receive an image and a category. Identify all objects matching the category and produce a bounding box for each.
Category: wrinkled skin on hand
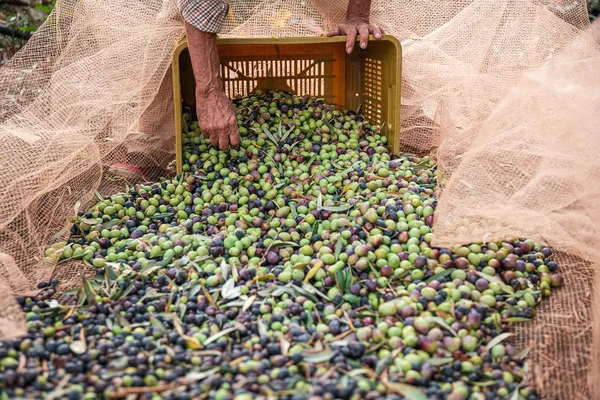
[327,21,383,54]
[327,0,383,54]
[185,21,241,151]
[197,90,240,150]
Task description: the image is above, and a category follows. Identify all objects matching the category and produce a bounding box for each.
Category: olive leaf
[256,273,275,282]
[218,301,247,308]
[242,295,256,312]
[139,264,163,277]
[270,241,299,248]
[472,381,497,387]
[280,336,291,356]
[221,259,230,281]
[510,290,540,299]
[76,287,87,307]
[320,204,354,213]
[301,350,335,363]
[345,368,371,377]
[304,261,323,282]
[272,287,295,297]
[221,278,241,300]
[330,160,343,170]
[425,268,456,283]
[345,269,352,293]
[280,124,295,143]
[262,127,279,145]
[63,288,79,296]
[179,303,187,319]
[189,283,202,297]
[192,234,212,243]
[334,236,344,260]
[100,219,123,230]
[304,283,332,302]
[510,384,527,400]
[317,193,323,209]
[105,264,119,281]
[149,314,167,332]
[291,203,298,219]
[286,377,306,391]
[339,162,360,176]
[473,271,515,295]
[82,277,98,305]
[336,269,347,293]
[73,200,81,214]
[231,263,239,281]
[505,317,531,323]
[203,327,238,346]
[355,102,363,115]
[290,284,318,303]
[426,357,454,366]
[505,303,520,315]
[384,382,428,400]
[80,218,101,225]
[375,355,393,376]
[513,347,531,360]
[330,340,350,347]
[169,314,202,349]
[275,121,283,142]
[485,332,514,351]
[111,309,130,328]
[69,340,87,355]
[428,316,458,337]
[185,368,219,382]
[257,318,268,337]
[288,140,303,151]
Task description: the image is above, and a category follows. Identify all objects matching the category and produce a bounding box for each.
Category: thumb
[218,129,230,150]
[229,127,241,148]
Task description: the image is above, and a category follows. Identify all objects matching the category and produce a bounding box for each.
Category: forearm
[184,21,223,95]
[346,0,371,22]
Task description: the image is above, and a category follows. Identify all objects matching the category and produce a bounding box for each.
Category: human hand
[196,90,241,150]
[326,0,383,54]
[327,20,384,54]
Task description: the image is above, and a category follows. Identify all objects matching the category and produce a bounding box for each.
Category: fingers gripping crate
[172,36,402,174]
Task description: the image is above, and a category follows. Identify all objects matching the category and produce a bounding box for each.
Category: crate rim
[173,34,402,54]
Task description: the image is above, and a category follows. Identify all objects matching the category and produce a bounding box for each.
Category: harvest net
[0,0,599,398]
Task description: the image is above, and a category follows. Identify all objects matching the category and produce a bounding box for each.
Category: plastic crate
[172,35,402,173]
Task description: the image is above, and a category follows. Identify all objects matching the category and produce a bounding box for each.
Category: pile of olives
[0,91,562,400]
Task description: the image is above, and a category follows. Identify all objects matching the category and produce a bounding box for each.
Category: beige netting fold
[1,0,599,398]
[0,0,186,336]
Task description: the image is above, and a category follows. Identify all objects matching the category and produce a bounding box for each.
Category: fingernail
[346,47,352,54]
[360,42,367,49]
[375,33,381,38]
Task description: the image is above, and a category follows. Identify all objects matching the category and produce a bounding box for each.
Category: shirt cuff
[178,0,229,33]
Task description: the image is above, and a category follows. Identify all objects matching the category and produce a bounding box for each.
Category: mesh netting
[0,0,599,398]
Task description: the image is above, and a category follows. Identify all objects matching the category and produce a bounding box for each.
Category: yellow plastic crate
[172,35,402,174]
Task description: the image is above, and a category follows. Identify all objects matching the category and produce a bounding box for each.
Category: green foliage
[1,1,55,63]
[11,1,55,32]
[590,0,600,19]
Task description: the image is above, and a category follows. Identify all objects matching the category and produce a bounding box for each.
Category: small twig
[55,324,74,332]
[291,191,314,201]
[107,384,174,398]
